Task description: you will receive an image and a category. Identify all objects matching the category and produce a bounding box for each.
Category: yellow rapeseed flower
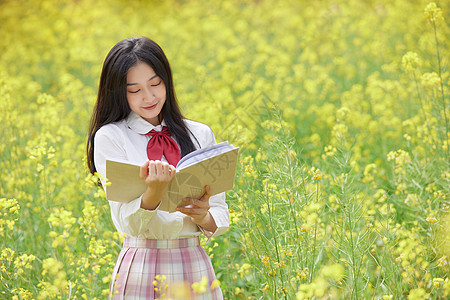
[426,217,437,224]
[312,169,322,181]
[210,279,220,290]
[407,287,429,300]
[421,72,441,89]
[191,276,208,294]
[424,2,444,24]
[433,277,444,288]
[401,52,421,72]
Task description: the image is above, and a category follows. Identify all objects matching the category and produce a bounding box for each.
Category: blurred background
[1,0,449,299]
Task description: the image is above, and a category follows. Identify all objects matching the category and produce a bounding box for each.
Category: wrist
[196,212,217,233]
[196,212,212,227]
[141,186,163,210]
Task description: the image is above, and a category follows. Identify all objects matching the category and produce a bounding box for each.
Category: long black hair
[87,37,197,175]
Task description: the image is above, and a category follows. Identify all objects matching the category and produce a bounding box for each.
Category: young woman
[86,36,229,299]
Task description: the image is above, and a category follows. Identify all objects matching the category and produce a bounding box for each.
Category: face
[126,62,166,126]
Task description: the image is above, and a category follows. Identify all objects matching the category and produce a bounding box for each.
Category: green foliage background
[0,0,449,299]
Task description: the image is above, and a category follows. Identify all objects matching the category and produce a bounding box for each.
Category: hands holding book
[139,160,217,232]
[177,185,217,232]
[106,141,239,213]
[139,160,176,210]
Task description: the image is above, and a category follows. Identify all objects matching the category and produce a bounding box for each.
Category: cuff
[116,195,161,237]
[198,209,229,243]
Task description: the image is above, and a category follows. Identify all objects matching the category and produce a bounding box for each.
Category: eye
[151,81,162,87]
[128,89,140,93]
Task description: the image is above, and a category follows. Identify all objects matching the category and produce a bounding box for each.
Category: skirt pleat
[111,247,138,299]
[109,237,223,300]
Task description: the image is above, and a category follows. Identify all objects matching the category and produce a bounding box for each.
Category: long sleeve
[94,125,159,237]
[93,112,230,240]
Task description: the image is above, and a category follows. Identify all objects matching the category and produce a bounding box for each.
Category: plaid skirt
[109,237,223,300]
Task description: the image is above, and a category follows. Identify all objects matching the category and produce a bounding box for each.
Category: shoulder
[183,119,216,148]
[184,119,214,135]
[94,120,128,144]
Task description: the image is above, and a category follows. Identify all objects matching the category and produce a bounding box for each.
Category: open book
[105,141,239,213]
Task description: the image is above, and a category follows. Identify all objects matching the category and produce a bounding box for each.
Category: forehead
[126,62,157,82]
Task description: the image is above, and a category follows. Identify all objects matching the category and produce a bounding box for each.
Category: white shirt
[94,111,230,241]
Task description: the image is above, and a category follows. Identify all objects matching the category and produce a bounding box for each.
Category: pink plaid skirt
[109,237,223,299]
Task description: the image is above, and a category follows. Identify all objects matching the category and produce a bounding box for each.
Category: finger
[140,160,150,179]
[177,206,207,217]
[181,198,210,210]
[155,161,163,176]
[148,160,157,176]
[161,163,169,177]
[169,165,176,179]
[200,185,212,201]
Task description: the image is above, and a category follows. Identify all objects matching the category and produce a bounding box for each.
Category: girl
[86,37,229,299]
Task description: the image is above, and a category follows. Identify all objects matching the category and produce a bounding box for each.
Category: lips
[143,103,158,110]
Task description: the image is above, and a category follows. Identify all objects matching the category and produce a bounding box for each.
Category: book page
[106,144,239,212]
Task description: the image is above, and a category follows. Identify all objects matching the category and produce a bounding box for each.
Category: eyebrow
[127,74,159,86]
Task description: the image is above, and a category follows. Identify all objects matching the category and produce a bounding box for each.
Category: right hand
[140,160,176,195]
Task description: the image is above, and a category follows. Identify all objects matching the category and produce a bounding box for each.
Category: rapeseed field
[0,0,449,299]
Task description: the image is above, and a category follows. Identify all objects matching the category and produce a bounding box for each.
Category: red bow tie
[145,126,181,167]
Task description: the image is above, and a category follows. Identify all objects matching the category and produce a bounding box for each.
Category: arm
[94,126,165,236]
[177,124,230,239]
[177,185,217,232]
[139,160,176,210]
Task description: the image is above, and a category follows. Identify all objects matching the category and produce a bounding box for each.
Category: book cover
[106,142,239,212]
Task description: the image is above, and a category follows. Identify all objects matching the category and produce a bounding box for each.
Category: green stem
[412,71,437,149]
[265,181,287,300]
[347,204,358,300]
[432,20,449,161]
[285,144,302,266]
[310,181,319,278]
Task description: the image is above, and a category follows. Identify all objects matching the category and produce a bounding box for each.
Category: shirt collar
[126,111,167,134]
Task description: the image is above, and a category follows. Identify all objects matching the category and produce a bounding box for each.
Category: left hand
[177,185,212,227]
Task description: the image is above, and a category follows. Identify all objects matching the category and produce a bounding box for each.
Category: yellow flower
[261,255,270,266]
[210,279,220,290]
[289,149,297,159]
[321,263,345,281]
[424,2,444,24]
[192,276,208,294]
[12,288,33,300]
[298,271,307,279]
[402,52,421,72]
[426,217,437,224]
[433,277,444,288]
[421,72,441,89]
[407,287,429,300]
[0,198,20,236]
[312,169,322,181]
[153,274,168,295]
[238,263,251,277]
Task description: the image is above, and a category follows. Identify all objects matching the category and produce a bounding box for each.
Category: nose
[143,87,156,101]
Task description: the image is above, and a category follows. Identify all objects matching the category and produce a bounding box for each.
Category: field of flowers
[1,0,449,299]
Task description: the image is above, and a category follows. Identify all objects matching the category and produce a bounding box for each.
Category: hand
[177,186,216,231]
[140,160,176,187]
[139,160,176,210]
